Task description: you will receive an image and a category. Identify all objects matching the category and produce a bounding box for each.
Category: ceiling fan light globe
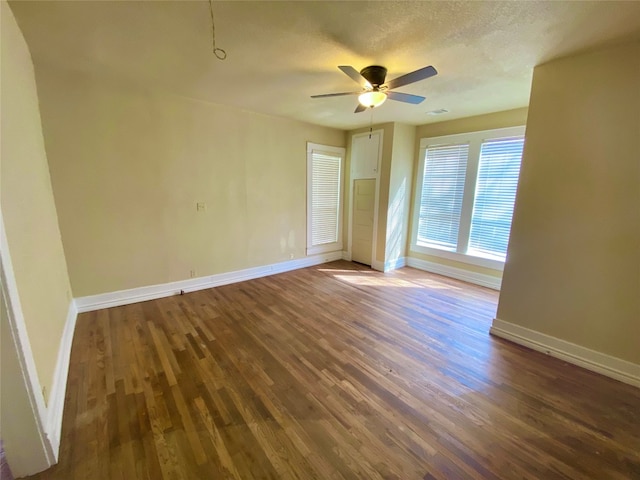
[358,91,387,108]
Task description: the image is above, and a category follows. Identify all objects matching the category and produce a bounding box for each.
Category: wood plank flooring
[27,261,640,479]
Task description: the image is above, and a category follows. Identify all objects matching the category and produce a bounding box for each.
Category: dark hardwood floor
[27,261,640,479]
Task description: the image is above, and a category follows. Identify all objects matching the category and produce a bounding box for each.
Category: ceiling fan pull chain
[369,108,374,138]
[208,0,227,60]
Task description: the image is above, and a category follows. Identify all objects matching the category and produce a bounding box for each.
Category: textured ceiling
[9,1,640,130]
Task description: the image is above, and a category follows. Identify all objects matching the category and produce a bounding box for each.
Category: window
[307,143,345,255]
[417,143,469,251]
[468,137,524,260]
[412,126,525,269]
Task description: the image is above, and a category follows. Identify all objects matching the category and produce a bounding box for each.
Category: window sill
[409,243,504,271]
[307,242,343,256]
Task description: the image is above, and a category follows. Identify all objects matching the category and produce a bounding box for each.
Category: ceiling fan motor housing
[360,65,388,87]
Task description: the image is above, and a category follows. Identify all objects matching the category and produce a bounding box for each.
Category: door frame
[347,130,383,266]
[0,212,55,475]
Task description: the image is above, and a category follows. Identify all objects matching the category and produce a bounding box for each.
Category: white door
[349,130,382,267]
[351,178,376,265]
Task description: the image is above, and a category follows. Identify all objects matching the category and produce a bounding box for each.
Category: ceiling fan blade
[311,91,361,98]
[354,103,367,113]
[339,65,372,88]
[386,91,426,104]
[385,65,437,90]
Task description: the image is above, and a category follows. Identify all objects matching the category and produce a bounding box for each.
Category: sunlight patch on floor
[410,278,463,291]
[316,268,374,274]
[317,264,464,291]
[333,275,417,288]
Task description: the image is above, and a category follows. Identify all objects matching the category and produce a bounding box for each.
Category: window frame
[410,126,525,271]
[306,142,345,256]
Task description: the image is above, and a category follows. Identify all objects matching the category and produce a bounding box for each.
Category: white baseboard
[75,251,343,313]
[406,257,502,290]
[341,251,351,261]
[491,318,640,388]
[45,300,77,457]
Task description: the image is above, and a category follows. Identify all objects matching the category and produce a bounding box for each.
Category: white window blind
[307,143,344,255]
[311,151,341,246]
[417,143,469,250]
[468,136,524,259]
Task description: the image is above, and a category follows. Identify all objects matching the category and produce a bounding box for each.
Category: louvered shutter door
[417,143,469,250]
[468,136,524,259]
[311,151,341,246]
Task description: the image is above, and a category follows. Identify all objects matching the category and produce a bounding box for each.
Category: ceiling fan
[311,64,438,113]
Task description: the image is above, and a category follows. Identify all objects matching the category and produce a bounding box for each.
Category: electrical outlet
[196,202,206,212]
[289,253,294,259]
[190,270,196,278]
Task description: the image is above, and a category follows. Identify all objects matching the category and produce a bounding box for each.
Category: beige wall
[34,65,345,297]
[386,123,415,266]
[415,108,528,139]
[407,108,529,278]
[497,41,640,364]
[0,2,73,402]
